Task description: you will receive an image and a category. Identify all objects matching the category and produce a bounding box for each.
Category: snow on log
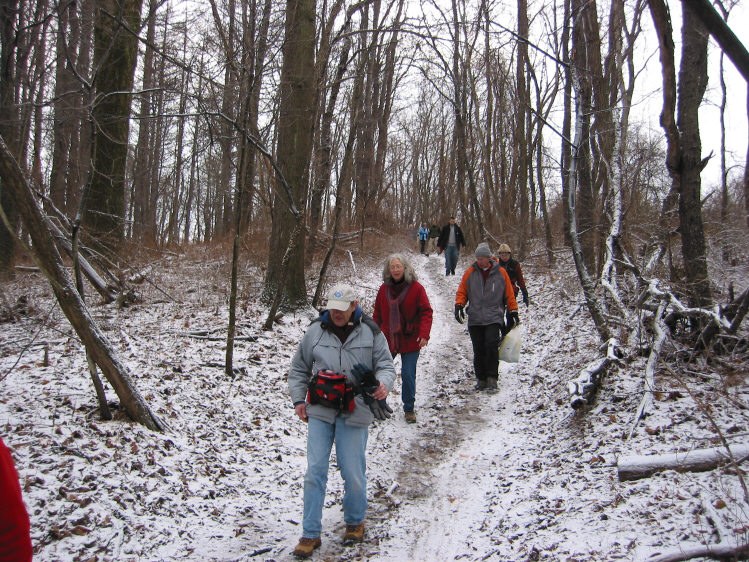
[567,338,621,409]
[645,540,749,562]
[617,443,749,481]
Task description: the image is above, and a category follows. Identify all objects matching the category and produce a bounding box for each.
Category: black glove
[363,393,393,420]
[454,304,466,324]
[506,310,519,331]
[522,291,529,306]
[352,364,392,420]
[351,363,378,388]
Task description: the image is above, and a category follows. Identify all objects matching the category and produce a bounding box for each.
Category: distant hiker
[373,254,433,424]
[497,243,529,330]
[454,243,519,393]
[288,283,396,558]
[0,438,32,562]
[428,223,440,253]
[436,216,466,276]
[418,223,430,255]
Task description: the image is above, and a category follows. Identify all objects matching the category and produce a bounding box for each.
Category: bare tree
[83,0,145,257]
[264,0,317,308]
[0,0,22,277]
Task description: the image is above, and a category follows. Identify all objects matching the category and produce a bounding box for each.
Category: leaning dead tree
[0,135,163,431]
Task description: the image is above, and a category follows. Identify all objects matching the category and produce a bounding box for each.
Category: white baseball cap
[326,283,357,311]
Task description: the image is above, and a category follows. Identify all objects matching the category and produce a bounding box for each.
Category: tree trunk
[0,135,162,431]
[515,0,529,258]
[677,1,712,309]
[131,0,158,244]
[84,0,144,257]
[265,0,317,308]
[571,0,597,274]
[560,0,572,247]
[49,0,81,216]
[0,0,21,278]
[308,21,351,264]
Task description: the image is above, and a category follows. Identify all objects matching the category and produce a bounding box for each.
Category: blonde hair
[382,253,418,284]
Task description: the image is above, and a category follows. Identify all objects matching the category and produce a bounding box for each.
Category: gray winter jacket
[288,308,396,427]
[455,260,514,327]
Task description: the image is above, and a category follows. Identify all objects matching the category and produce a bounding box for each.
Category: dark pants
[468,323,501,381]
[419,239,427,254]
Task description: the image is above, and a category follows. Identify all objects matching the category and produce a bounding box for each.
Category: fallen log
[628,297,667,439]
[645,540,749,562]
[567,338,622,408]
[617,443,749,481]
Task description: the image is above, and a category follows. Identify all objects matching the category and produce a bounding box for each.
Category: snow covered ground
[1,242,748,561]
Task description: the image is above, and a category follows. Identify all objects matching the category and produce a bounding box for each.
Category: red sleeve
[372,285,385,327]
[515,262,527,291]
[0,438,32,562]
[415,283,433,340]
[501,268,518,312]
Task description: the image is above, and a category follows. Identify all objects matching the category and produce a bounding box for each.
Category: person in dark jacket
[0,437,32,562]
[288,284,396,557]
[454,243,518,392]
[436,217,466,276]
[373,254,433,424]
[497,243,528,330]
[428,224,440,253]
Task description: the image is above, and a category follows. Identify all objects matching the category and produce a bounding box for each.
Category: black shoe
[474,379,487,391]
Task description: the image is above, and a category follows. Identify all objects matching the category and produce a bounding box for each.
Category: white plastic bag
[498,324,524,363]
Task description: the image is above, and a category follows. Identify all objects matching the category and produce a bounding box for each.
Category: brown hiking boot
[404,411,417,424]
[293,537,321,558]
[486,377,498,393]
[343,523,365,544]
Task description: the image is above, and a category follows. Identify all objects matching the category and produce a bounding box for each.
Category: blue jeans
[302,416,369,538]
[445,245,459,274]
[396,351,420,412]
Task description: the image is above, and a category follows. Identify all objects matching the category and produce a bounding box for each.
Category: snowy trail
[349,252,620,561]
[373,253,542,561]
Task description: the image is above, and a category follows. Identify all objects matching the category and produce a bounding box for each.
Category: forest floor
[1,240,748,561]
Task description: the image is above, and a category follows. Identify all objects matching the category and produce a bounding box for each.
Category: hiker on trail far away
[497,243,529,333]
[372,254,433,424]
[428,223,440,253]
[454,243,519,393]
[417,223,430,255]
[436,216,466,275]
[287,283,396,558]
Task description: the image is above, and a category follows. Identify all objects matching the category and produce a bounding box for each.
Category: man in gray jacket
[288,283,396,558]
[454,243,519,393]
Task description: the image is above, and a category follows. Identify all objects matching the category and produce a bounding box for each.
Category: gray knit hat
[474,242,492,258]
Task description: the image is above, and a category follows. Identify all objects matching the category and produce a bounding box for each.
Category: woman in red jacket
[373,254,433,424]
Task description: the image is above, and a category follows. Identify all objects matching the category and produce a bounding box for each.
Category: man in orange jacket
[454,243,519,392]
